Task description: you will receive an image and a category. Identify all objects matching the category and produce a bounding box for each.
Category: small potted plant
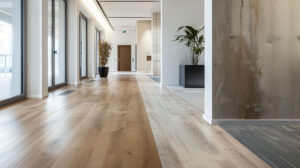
[174,26,205,88]
[98,40,112,78]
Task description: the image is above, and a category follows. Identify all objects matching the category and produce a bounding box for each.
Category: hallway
[0,74,161,168]
[0,73,270,168]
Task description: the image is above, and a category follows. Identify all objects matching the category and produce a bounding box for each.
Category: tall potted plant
[98,40,112,78]
[174,26,205,88]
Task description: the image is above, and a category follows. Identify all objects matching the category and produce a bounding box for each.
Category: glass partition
[54,0,66,85]
[80,15,87,79]
[48,0,53,86]
[96,30,101,74]
[48,0,66,88]
[0,0,24,104]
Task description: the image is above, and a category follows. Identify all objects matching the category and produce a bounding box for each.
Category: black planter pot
[179,65,204,88]
[98,67,109,78]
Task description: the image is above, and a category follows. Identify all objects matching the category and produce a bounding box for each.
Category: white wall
[67,0,108,83]
[26,0,48,98]
[137,20,152,73]
[67,0,80,84]
[23,0,110,100]
[161,0,204,85]
[105,29,136,72]
[203,0,213,124]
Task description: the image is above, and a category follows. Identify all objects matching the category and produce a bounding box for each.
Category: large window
[79,14,87,79]
[0,0,24,105]
[48,0,66,88]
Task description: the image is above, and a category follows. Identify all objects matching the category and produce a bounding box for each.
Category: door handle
[53,50,58,54]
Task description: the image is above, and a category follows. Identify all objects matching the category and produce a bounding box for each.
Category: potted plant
[98,40,112,78]
[174,26,205,88]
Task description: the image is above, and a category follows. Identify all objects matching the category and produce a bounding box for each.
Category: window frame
[48,0,68,91]
[0,0,25,107]
[79,13,88,79]
[95,29,101,75]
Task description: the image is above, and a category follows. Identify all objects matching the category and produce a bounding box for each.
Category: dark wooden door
[118,45,131,71]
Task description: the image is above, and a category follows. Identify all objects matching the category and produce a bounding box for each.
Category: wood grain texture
[118,45,132,71]
[0,75,161,168]
[136,75,270,168]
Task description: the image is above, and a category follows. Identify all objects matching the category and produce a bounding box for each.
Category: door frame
[79,13,88,79]
[48,0,68,91]
[118,45,131,72]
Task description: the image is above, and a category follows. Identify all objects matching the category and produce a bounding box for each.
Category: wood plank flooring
[0,73,273,168]
[0,75,161,168]
[136,75,270,168]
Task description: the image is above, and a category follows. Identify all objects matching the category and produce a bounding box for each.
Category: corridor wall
[210,0,300,120]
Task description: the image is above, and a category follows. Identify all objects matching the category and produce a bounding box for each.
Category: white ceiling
[97,0,160,31]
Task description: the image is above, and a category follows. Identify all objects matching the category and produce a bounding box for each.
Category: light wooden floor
[0,73,271,168]
[0,75,161,168]
[137,75,270,168]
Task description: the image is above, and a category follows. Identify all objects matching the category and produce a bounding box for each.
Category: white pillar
[26,0,48,98]
[67,0,80,84]
[203,0,213,124]
[88,20,96,78]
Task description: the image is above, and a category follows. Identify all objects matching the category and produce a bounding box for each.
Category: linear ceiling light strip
[96,0,115,31]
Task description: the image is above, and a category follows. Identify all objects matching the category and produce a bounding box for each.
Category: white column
[88,20,96,78]
[203,0,213,124]
[26,0,48,98]
[67,0,80,84]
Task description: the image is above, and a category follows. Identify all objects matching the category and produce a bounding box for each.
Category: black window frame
[0,0,26,107]
[48,0,68,91]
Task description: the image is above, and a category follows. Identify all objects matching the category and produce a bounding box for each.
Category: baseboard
[68,82,78,85]
[201,116,300,125]
[202,114,213,125]
[26,95,43,99]
[213,119,300,125]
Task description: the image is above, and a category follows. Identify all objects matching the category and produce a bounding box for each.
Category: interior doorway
[118,45,131,71]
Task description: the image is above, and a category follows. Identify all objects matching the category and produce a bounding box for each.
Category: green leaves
[174,26,205,65]
[174,25,204,48]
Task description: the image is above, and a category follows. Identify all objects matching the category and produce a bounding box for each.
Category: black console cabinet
[179,65,204,88]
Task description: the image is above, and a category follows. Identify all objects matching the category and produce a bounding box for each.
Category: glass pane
[54,0,66,85]
[80,17,87,78]
[48,0,52,86]
[96,31,100,73]
[0,0,22,101]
